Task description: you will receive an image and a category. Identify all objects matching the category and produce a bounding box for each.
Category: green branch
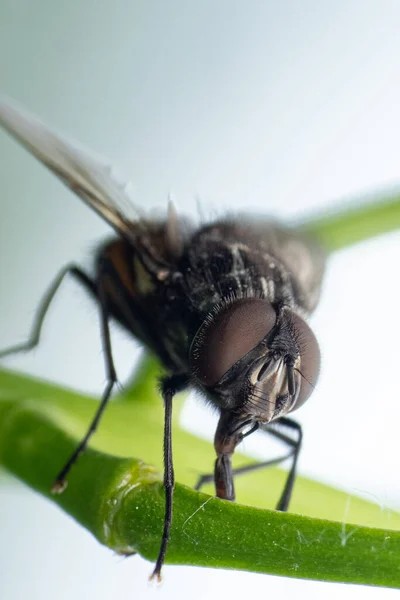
[1,191,400,586]
[1,364,400,587]
[300,188,400,253]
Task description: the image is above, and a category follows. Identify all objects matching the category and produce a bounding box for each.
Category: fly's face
[190,297,320,422]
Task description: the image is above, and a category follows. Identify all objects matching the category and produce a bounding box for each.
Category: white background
[1,1,400,598]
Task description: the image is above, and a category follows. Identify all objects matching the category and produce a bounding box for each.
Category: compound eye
[290,313,321,410]
[190,298,276,386]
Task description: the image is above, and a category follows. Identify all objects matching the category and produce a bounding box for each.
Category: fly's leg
[150,373,189,582]
[0,262,117,495]
[0,264,96,359]
[51,257,119,492]
[194,453,293,491]
[274,417,302,511]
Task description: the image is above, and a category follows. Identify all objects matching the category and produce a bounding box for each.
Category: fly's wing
[262,221,327,313]
[0,96,143,242]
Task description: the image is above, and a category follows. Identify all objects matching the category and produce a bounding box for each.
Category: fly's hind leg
[51,257,120,493]
[0,264,96,359]
[0,262,116,494]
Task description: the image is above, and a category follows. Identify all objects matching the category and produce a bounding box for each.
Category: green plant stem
[1,367,400,587]
[300,190,400,253]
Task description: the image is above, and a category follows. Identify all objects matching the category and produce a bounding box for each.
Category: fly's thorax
[182,230,294,315]
[185,218,326,316]
[189,297,320,421]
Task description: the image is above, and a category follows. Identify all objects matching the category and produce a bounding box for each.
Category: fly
[0,97,326,580]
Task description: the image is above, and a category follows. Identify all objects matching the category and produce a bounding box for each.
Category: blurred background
[1,1,400,598]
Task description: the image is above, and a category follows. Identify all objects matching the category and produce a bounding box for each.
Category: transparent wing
[246,219,326,313]
[0,95,142,239]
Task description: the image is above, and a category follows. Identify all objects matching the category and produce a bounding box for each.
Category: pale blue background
[1,1,400,598]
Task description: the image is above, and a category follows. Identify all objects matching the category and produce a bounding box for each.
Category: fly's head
[189,298,320,423]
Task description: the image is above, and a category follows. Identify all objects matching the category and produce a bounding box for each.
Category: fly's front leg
[150,372,189,582]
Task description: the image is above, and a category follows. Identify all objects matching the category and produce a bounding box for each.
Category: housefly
[0,97,325,580]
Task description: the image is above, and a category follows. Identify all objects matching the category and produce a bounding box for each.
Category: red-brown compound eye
[190,298,276,386]
[290,313,321,410]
